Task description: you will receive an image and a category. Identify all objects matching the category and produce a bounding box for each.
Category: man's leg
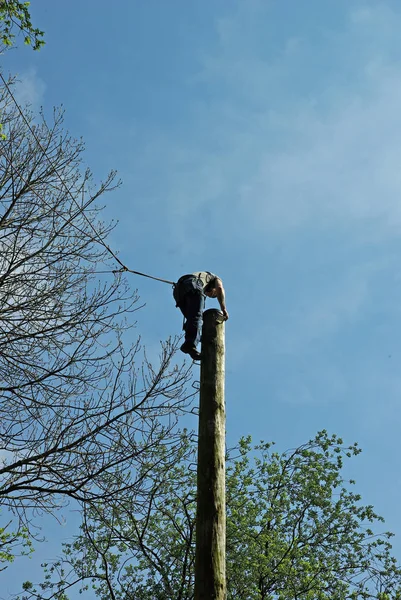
[181,291,204,358]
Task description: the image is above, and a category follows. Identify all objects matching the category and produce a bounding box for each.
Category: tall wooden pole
[194,308,226,600]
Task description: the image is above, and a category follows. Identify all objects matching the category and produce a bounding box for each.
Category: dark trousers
[174,276,205,347]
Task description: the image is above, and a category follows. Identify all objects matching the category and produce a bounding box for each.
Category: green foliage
[0,1,44,50]
[20,431,401,600]
[225,432,399,599]
[0,519,33,569]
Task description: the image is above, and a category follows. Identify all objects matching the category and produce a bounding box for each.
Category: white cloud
[191,3,401,241]
[129,3,401,258]
[13,67,46,110]
[237,63,401,238]
[0,449,13,465]
[266,261,374,354]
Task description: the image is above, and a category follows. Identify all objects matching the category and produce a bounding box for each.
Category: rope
[112,266,175,285]
[0,71,175,287]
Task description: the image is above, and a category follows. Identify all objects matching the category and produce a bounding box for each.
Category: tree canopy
[19,431,401,600]
[0,1,44,50]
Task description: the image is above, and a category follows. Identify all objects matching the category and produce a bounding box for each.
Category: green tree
[0,1,44,139]
[0,1,44,50]
[0,519,32,569]
[20,431,401,600]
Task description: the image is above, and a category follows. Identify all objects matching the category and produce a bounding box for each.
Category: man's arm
[214,278,229,320]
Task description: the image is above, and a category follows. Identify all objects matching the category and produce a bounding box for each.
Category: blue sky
[2,0,401,595]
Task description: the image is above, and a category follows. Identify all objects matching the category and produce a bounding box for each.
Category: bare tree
[0,78,193,561]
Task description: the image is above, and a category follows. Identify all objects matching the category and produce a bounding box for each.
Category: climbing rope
[112,266,175,285]
[0,71,175,287]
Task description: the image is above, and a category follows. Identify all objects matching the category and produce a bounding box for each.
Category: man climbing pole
[173,271,229,360]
